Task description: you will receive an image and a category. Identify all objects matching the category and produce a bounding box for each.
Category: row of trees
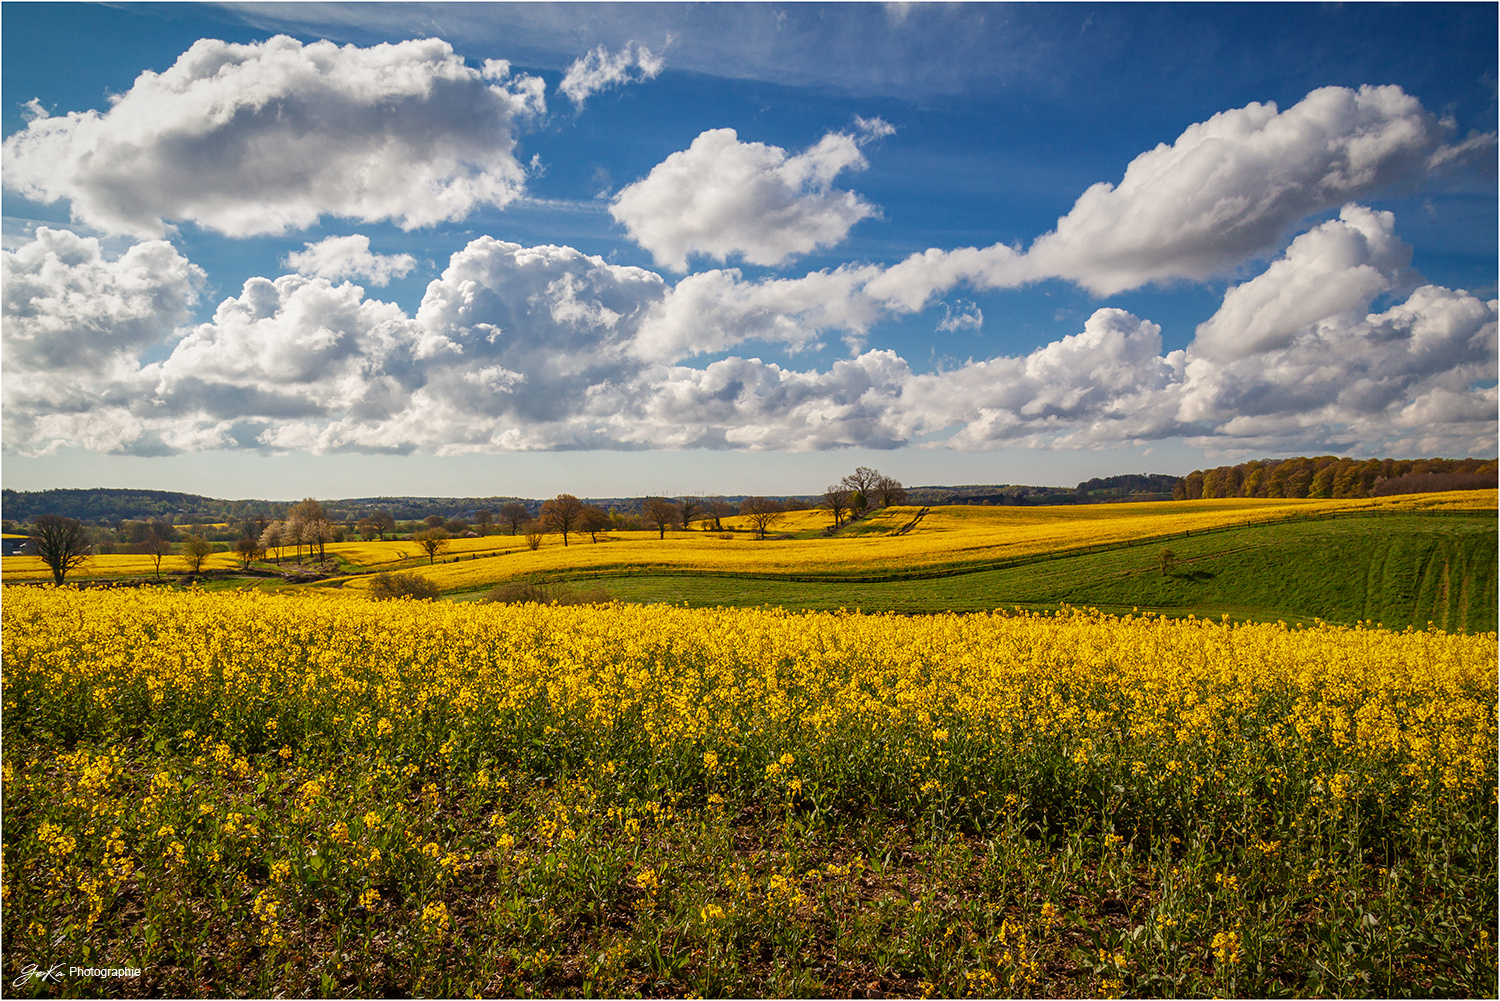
[18,470,912,583]
[25,514,222,585]
[822,466,908,528]
[1174,456,1496,501]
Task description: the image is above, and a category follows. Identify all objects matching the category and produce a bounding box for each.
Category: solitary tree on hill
[841,466,881,503]
[740,497,784,540]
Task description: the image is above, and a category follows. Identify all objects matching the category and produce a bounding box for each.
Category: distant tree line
[1172,456,1497,501]
[905,474,1180,507]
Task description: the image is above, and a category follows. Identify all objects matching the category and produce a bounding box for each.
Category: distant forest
[1173,456,1497,500]
[906,474,1180,507]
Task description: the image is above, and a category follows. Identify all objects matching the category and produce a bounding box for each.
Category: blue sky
[2,2,1495,500]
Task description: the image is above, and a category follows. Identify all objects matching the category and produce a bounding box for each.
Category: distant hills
[2,458,1493,525]
[2,475,1180,525]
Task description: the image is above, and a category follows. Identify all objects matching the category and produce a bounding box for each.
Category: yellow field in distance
[0,552,240,580]
[324,534,531,567]
[343,490,1495,594]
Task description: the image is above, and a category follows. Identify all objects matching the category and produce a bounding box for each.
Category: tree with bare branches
[679,496,702,530]
[582,506,611,542]
[740,497,784,540]
[642,497,678,539]
[234,536,263,569]
[874,475,908,508]
[138,533,172,578]
[30,514,91,585]
[542,494,585,546]
[704,497,733,532]
[822,486,853,528]
[501,502,531,536]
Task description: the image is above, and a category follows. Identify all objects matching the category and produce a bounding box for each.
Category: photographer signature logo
[13,963,141,987]
[14,963,66,987]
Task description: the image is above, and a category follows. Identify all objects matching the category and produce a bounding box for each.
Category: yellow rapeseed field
[4,586,1495,996]
[325,534,530,567]
[7,588,1493,809]
[0,551,240,580]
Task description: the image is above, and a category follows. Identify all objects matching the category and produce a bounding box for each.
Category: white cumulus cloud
[1024,85,1467,295]
[4,214,1494,459]
[2,35,546,238]
[559,41,665,107]
[835,85,1485,309]
[610,128,880,271]
[284,235,419,286]
[2,227,203,371]
[1192,204,1411,360]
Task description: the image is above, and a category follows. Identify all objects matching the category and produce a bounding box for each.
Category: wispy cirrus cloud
[559,41,665,107]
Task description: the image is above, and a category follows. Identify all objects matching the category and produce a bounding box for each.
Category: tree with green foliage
[413,527,450,565]
[234,536,263,569]
[181,535,213,573]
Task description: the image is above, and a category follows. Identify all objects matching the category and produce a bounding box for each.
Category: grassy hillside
[510,512,1497,632]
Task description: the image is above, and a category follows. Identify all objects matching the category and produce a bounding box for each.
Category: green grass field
[472,512,1496,632]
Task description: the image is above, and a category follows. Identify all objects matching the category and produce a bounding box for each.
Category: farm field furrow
[3,588,1495,998]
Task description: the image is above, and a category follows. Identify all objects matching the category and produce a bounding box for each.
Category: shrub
[481,581,611,605]
[368,572,441,601]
